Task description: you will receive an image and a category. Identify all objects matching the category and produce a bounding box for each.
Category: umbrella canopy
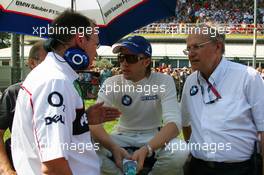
[0,0,176,45]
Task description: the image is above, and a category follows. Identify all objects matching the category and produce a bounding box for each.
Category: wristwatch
[145,144,153,157]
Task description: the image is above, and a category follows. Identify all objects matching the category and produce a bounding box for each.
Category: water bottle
[123,159,137,175]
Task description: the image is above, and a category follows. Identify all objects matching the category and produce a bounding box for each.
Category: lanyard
[205,79,221,99]
[197,73,221,104]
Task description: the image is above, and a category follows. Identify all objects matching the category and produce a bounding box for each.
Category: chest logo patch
[190,85,199,96]
[122,95,132,106]
[47,91,63,107]
[141,95,158,101]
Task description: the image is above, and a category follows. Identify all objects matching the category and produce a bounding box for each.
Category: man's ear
[143,58,151,68]
[74,34,85,47]
[216,41,223,52]
[27,58,36,70]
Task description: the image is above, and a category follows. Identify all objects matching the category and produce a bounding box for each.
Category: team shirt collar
[197,57,228,104]
[48,52,79,81]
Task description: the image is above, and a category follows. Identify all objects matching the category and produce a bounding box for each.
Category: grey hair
[193,23,226,54]
[29,40,45,60]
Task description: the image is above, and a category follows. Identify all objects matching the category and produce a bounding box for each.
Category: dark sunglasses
[117,54,144,64]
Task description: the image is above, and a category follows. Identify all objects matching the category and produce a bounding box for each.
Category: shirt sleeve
[180,79,191,127]
[0,89,11,130]
[0,84,20,130]
[32,79,74,162]
[97,77,114,106]
[160,75,182,131]
[245,69,264,131]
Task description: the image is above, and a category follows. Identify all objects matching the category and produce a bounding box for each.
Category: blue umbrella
[0,0,176,46]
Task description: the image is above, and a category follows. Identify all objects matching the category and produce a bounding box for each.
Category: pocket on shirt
[225,97,251,123]
[220,95,251,128]
[206,96,246,122]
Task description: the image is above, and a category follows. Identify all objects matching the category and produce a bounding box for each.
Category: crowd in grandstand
[134,0,264,35]
[174,0,264,24]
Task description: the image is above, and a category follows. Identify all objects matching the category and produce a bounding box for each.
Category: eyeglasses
[117,54,144,64]
[183,40,212,55]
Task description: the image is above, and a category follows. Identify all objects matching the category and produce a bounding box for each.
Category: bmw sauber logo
[122,95,132,106]
[190,85,199,96]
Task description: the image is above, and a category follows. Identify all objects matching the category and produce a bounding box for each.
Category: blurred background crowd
[134,0,264,35]
[79,62,264,101]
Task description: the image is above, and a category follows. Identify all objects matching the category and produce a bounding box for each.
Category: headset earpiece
[64,48,89,70]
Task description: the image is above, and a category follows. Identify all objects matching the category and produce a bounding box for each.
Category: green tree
[95,58,113,69]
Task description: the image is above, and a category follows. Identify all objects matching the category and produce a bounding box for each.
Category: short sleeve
[245,70,264,131]
[97,77,114,106]
[160,76,182,131]
[0,84,20,130]
[0,89,11,130]
[180,81,191,127]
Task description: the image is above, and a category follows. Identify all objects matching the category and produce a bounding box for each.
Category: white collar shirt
[11,52,100,175]
[181,58,264,162]
[97,72,182,131]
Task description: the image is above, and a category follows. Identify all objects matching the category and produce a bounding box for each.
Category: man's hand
[0,130,16,175]
[131,146,148,172]
[86,102,121,125]
[42,157,72,175]
[0,169,17,175]
[111,146,131,171]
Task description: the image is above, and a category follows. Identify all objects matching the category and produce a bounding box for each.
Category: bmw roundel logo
[190,85,199,96]
[122,95,132,106]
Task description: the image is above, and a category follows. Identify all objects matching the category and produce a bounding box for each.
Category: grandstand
[166,0,264,24]
[133,0,264,37]
[133,23,264,38]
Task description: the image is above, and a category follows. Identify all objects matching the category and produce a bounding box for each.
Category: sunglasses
[117,54,144,64]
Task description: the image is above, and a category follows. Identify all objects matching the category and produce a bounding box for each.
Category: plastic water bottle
[123,159,137,175]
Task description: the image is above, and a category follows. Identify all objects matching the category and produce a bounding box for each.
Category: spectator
[100,65,112,86]
[0,40,47,175]
[261,69,264,79]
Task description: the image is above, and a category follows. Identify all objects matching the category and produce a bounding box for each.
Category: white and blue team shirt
[181,58,264,162]
[11,52,100,175]
[97,72,182,131]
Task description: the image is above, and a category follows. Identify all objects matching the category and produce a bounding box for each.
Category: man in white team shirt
[11,10,120,175]
[90,35,189,175]
[181,25,264,175]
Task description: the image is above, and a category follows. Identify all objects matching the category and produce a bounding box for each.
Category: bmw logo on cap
[190,85,199,96]
[122,95,132,106]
